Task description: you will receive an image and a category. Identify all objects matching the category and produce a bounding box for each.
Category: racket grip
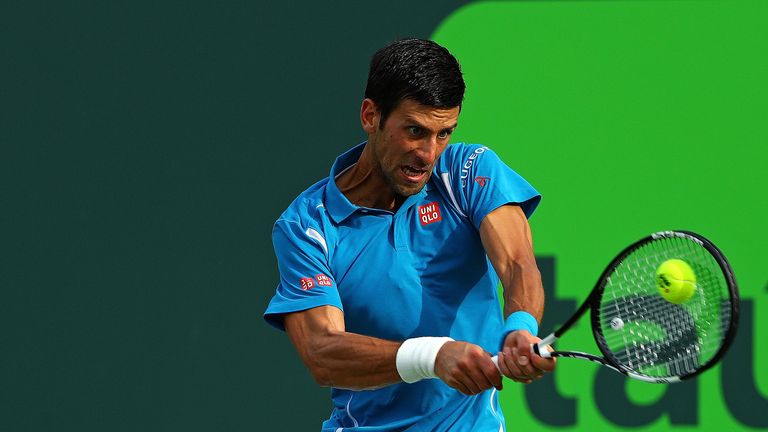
[532,342,552,358]
[490,342,550,371]
[490,355,500,372]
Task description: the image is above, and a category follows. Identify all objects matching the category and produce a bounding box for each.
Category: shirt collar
[324,142,367,223]
[324,142,430,224]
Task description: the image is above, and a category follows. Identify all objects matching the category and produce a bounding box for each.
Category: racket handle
[490,341,551,371]
[531,342,553,359]
[490,355,500,372]
[536,333,557,357]
[491,333,557,371]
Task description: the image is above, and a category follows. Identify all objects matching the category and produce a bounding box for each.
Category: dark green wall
[2,2,468,430]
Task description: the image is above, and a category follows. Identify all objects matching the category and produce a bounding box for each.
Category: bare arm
[284,305,402,390]
[479,204,543,321]
[284,305,502,394]
[479,204,555,382]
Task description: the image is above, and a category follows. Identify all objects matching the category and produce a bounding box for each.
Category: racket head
[590,230,739,382]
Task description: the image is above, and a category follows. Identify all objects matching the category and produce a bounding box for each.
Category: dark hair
[364,38,465,128]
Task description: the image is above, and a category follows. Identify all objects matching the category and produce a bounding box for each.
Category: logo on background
[418,202,442,226]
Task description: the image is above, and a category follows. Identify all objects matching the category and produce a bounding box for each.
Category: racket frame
[533,230,739,383]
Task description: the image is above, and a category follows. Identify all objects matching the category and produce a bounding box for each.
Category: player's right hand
[434,341,502,395]
[497,330,555,384]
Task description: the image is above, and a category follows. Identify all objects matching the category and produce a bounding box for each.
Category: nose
[415,136,439,165]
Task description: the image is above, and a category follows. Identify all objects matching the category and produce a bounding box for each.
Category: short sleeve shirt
[264,142,540,431]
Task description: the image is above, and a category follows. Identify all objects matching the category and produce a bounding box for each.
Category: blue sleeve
[263,219,342,330]
[442,144,541,229]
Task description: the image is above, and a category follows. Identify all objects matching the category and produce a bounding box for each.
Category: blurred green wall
[1,2,468,430]
[434,1,767,430]
[2,1,765,431]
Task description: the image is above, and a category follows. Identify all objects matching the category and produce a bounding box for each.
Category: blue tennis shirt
[264,142,540,431]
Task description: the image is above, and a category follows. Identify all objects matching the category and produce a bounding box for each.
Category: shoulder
[436,143,492,172]
[435,143,498,189]
[272,177,336,258]
[276,177,330,230]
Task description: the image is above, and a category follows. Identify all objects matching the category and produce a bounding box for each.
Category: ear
[360,98,380,134]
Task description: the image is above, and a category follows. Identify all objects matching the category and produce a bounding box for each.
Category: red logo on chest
[315,274,332,287]
[418,202,442,226]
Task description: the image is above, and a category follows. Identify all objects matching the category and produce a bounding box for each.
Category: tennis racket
[492,230,739,383]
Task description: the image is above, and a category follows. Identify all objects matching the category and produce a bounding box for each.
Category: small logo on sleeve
[474,176,490,187]
[418,202,442,226]
[299,277,315,290]
[315,274,332,287]
[460,146,489,187]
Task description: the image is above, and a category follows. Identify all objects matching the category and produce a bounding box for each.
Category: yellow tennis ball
[656,259,697,304]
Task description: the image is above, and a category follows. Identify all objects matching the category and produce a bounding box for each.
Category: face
[362,98,460,197]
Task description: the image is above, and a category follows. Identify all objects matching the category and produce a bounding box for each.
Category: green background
[435,1,767,430]
[2,0,765,431]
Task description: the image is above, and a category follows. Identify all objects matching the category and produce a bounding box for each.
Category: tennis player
[264,38,555,431]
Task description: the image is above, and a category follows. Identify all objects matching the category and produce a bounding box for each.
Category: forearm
[499,257,544,321]
[479,204,545,323]
[304,329,402,390]
[284,306,402,390]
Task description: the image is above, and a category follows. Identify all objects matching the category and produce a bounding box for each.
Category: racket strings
[597,235,731,378]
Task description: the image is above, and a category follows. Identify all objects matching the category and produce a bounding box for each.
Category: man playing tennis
[264,38,555,431]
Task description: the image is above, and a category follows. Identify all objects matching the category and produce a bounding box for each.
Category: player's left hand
[497,330,556,384]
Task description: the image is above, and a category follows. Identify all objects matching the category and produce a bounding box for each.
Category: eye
[407,126,422,137]
[437,129,452,140]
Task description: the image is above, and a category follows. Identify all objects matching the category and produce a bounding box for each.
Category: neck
[336,144,403,212]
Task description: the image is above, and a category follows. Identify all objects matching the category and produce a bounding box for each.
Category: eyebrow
[404,117,459,132]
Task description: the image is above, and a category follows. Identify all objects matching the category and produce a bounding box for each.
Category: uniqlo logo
[418,202,442,226]
[299,277,315,290]
[315,274,332,287]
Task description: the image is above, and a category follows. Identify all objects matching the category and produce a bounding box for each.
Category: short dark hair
[364,38,465,128]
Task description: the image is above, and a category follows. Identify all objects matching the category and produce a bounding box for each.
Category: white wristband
[396,337,454,383]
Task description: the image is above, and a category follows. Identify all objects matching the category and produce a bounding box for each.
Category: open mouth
[400,165,428,183]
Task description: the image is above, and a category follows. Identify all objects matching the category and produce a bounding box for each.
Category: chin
[393,181,427,197]
[385,171,430,197]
